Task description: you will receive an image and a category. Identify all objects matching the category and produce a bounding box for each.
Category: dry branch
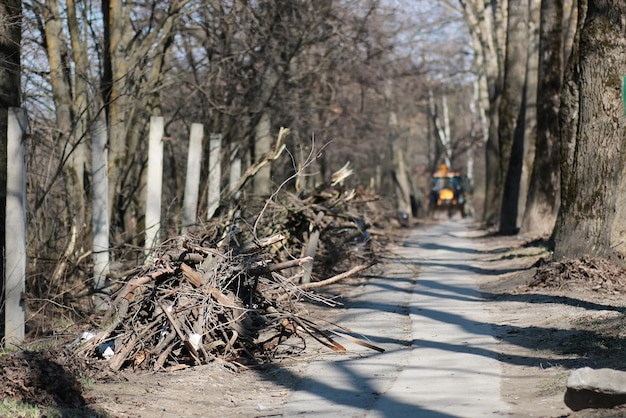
[299,263,375,290]
[73,177,384,371]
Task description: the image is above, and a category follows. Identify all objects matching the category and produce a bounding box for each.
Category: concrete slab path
[281,220,510,417]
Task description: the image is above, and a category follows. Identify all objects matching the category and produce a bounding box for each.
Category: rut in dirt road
[281,220,510,417]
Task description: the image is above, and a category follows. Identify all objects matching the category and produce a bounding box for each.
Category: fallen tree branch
[299,262,374,290]
[158,299,202,366]
[249,256,313,275]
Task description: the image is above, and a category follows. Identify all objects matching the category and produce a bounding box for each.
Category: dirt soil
[2,225,626,417]
[474,232,626,418]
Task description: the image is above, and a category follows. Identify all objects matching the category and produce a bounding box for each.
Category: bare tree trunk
[102,0,176,242]
[554,0,626,259]
[484,116,501,226]
[392,138,412,218]
[498,0,530,235]
[66,0,90,235]
[43,0,88,264]
[458,0,507,225]
[428,89,452,167]
[522,0,564,236]
[102,0,132,232]
[385,81,411,218]
[562,0,578,68]
[517,0,540,228]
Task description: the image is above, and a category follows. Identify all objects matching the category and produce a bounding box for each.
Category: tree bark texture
[498,0,530,235]
[517,0,540,228]
[554,0,626,259]
[428,89,452,168]
[66,0,91,224]
[385,81,411,218]
[101,0,179,243]
[458,0,507,225]
[522,0,564,236]
[43,0,88,244]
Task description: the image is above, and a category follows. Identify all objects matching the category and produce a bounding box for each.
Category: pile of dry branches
[74,182,385,372]
[529,256,626,294]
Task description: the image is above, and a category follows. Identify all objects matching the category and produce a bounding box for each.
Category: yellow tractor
[428,165,468,219]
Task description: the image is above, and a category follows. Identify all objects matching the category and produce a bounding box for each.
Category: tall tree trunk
[554,0,626,259]
[521,0,564,236]
[43,0,88,259]
[498,0,530,235]
[66,0,91,233]
[385,81,411,218]
[517,0,540,228]
[562,0,578,68]
[484,118,501,226]
[0,0,21,334]
[428,89,452,167]
[102,0,132,237]
[101,0,176,243]
[557,0,586,215]
[458,0,506,225]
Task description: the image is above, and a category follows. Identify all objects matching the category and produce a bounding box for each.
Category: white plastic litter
[102,346,115,360]
[82,331,96,341]
[188,333,202,350]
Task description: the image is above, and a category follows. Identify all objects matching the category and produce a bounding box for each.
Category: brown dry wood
[299,263,374,290]
[289,315,346,353]
[203,283,235,306]
[102,264,175,326]
[181,263,204,287]
[241,233,286,253]
[160,248,205,264]
[75,297,130,357]
[303,315,385,353]
[154,340,177,371]
[76,184,382,371]
[325,329,385,353]
[183,241,226,258]
[157,299,202,365]
[196,336,216,362]
[153,329,176,354]
[249,256,313,275]
[109,334,138,371]
[224,330,239,353]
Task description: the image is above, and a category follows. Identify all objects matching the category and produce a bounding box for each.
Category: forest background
[0,0,625,343]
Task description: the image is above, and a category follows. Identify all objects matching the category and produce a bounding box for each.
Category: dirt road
[92,219,626,417]
[282,219,510,417]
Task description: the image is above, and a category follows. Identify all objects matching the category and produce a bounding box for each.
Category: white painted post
[91,119,110,309]
[182,123,204,233]
[5,108,28,346]
[207,134,222,220]
[145,117,164,257]
[229,143,241,195]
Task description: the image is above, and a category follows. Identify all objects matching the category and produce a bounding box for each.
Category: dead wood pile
[74,183,386,372]
[528,256,626,294]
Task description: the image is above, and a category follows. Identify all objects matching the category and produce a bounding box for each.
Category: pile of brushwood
[74,182,389,372]
[528,256,626,294]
